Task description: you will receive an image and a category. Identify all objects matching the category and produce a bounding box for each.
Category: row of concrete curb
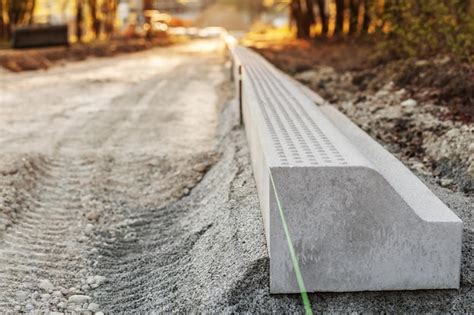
[226,41,462,294]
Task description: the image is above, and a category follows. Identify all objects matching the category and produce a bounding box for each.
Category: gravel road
[0,39,472,313]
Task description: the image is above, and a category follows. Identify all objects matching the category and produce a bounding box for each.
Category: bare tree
[334,0,345,35]
[19,0,34,25]
[349,0,360,35]
[88,0,100,38]
[0,0,9,39]
[103,0,117,37]
[143,0,152,11]
[362,0,372,33]
[290,0,315,38]
[316,0,328,36]
[76,0,83,42]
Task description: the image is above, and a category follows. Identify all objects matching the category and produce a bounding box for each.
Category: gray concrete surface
[231,46,462,293]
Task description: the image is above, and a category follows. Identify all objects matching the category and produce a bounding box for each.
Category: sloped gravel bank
[90,99,473,314]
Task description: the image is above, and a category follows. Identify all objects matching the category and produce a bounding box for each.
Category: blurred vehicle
[11,24,69,49]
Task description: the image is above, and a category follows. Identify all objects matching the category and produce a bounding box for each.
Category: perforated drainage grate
[235,47,347,167]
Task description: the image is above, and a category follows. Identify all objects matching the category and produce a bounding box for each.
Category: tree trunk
[104,0,117,37]
[290,0,302,38]
[362,0,372,33]
[16,0,35,25]
[291,0,314,39]
[305,0,316,25]
[76,0,83,42]
[349,0,360,35]
[9,0,23,26]
[334,0,344,35]
[143,0,152,10]
[317,0,328,36]
[0,0,5,39]
[88,0,100,38]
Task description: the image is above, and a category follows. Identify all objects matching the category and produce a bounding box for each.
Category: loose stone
[68,295,91,304]
[38,279,54,293]
[88,303,100,312]
[401,99,417,107]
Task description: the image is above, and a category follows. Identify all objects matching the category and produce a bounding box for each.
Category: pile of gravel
[87,100,473,313]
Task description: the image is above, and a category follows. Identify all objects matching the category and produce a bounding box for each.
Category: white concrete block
[230,46,462,293]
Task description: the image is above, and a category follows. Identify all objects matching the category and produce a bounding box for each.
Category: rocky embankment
[295,66,473,195]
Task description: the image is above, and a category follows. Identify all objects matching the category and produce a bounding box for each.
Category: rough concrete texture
[231,46,462,293]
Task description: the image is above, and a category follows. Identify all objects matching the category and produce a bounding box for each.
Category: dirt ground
[0,39,226,312]
[0,38,472,313]
[252,39,473,120]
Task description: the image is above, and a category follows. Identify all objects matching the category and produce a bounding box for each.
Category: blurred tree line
[288,0,474,59]
[0,0,119,42]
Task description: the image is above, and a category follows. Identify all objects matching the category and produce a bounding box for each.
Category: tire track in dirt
[0,156,95,311]
[0,39,228,313]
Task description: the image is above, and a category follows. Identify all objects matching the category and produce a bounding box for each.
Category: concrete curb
[229,45,462,293]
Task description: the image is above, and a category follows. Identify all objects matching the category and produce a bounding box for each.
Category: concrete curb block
[229,45,462,293]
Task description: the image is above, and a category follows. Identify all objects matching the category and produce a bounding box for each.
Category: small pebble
[52,290,63,298]
[41,293,51,301]
[395,88,406,96]
[440,178,454,187]
[38,279,54,293]
[31,291,39,300]
[85,224,94,235]
[94,276,107,285]
[51,296,60,305]
[86,276,95,285]
[68,294,91,304]
[193,163,208,173]
[85,211,99,221]
[401,99,417,107]
[88,302,100,312]
[92,275,107,288]
[468,143,474,154]
[16,290,28,302]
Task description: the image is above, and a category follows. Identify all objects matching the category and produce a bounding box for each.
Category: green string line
[269,170,313,315]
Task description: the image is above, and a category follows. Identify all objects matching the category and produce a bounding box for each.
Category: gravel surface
[0,38,472,313]
[294,68,474,194]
